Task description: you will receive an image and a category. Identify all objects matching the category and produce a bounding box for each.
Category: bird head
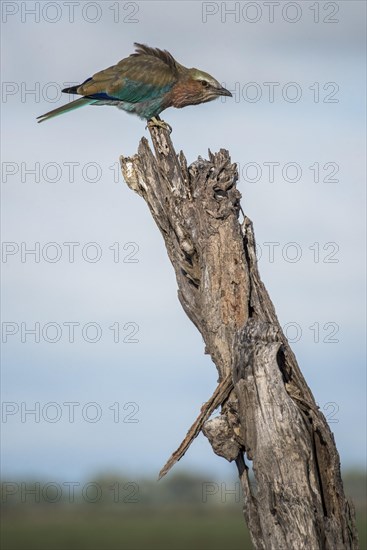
[170,68,232,109]
[189,69,232,100]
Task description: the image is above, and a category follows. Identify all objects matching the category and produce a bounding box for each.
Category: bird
[37,43,232,129]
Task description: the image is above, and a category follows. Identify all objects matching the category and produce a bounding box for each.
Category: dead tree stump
[120,126,358,550]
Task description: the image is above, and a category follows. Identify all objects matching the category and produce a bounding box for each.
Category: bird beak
[217,86,232,97]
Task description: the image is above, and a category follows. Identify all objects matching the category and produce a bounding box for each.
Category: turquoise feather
[37,97,95,123]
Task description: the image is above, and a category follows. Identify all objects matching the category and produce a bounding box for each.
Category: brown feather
[131,43,181,74]
[77,54,181,97]
[167,80,217,109]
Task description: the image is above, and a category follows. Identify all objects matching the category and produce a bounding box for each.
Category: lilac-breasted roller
[37,43,232,127]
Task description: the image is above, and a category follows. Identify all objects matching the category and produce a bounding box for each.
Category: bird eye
[201,80,209,87]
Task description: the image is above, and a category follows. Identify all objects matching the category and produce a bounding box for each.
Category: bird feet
[146,116,172,134]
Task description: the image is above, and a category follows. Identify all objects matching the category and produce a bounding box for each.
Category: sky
[1,0,366,484]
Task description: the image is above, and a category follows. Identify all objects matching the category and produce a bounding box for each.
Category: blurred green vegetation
[1,470,365,550]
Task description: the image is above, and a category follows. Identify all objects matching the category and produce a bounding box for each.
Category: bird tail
[37,97,95,123]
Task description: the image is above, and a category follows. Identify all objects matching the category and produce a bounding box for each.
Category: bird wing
[77,54,178,103]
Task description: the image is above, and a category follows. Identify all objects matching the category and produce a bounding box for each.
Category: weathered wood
[120,126,359,550]
[158,373,233,480]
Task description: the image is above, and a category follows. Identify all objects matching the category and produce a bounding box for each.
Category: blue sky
[1,1,366,482]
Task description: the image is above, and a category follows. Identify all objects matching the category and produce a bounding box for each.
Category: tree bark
[120,127,359,550]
